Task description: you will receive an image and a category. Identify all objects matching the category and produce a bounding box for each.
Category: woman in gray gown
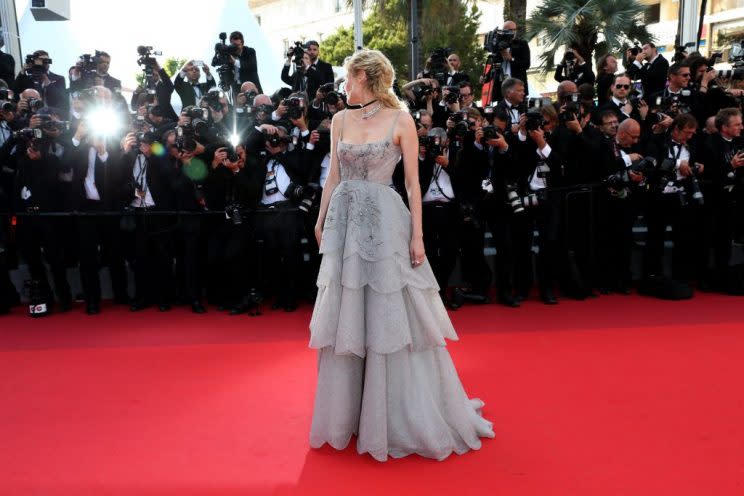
[309,49,494,462]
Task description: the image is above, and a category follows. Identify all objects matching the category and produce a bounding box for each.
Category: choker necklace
[359,99,383,119]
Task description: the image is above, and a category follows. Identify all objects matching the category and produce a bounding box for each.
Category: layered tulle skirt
[309,180,494,462]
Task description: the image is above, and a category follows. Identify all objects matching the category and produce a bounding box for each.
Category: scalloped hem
[309,346,495,462]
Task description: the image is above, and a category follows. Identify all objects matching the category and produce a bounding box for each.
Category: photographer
[203,137,264,314]
[626,42,669,99]
[227,31,262,94]
[174,60,216,108]
[554,47,596,87]
[121,131,177,312]
[649,62,699,118]
[309,82,344,124]
[242,94,278,155]
[513,104,564,304]
[700,108,744,291]
[11,110,73,313]
[13,50,68,114]
[70,51,120,93]
[419,127,460,307]
[596,54,619,106]
[67,117,129,314]
[132,58,178,122]
[494,78,525,132]
[474,112,525,307]
[458,81,478,111]
[304,41,335,98]
[598,74,647,124]
[253,124,310,312]
[14,88,44,128]
[643,113,706,292]
[481,20,531,102]
[281,49,320,95]
[596,117,644,294]
[446,53,470,86]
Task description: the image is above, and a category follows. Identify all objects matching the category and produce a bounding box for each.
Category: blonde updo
[345,49,407,111]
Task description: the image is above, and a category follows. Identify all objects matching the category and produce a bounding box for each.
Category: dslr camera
[283,96,305,120]
[483,28,515,54]
[287,41,305,67]
[419,135,443,161]
[423,48,452,87]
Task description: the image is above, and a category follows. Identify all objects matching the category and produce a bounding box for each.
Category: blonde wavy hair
[345,49,407,111]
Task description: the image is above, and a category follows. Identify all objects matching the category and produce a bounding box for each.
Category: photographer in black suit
[304,41,335,97]
[13,50,68,114]
[229,31,262,94]
[67,120,128,314]
[626,43,669,99]
[554,47,595,87]
[482,20,531,102]
[174,60,216,109]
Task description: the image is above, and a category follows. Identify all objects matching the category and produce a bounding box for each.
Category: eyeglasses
[615,84,630,89]
[679,73,691,78]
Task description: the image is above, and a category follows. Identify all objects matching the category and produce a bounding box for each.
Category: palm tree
[525,0,654,73]
[504,0,527,35]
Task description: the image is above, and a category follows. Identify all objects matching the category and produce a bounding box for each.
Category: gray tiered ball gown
[309,110,494,462]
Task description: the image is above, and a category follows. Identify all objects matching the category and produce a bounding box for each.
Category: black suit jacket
[67,144,125,210]
[236,46,262,94]
[0,52,16,87]
[13,70,68,113]
[627,55,669,99]
[174,73,216,108]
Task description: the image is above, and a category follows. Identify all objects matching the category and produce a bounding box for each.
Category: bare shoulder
[393,109,416,144]
[331,109,348,129]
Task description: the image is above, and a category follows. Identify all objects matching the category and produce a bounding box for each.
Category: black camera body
[443,86,460,105]
[423,47,452,87]
[264,132,292,148]
[288,41,305,67]
[316,128,331,149]
[483,29,515,54]
[283,97,305,120]
[481,125,500,143]
[419,135,443,161]
[654,90,692,116]
[525,110,544,131]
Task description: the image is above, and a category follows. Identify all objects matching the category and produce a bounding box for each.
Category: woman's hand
[410,236,425,268]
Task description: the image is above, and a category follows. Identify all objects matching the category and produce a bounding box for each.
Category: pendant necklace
[359,99,383,119]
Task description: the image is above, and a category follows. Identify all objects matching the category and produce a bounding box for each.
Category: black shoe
[497,293,520,308]
[130,300,149,312]
[85,302,100,315]
[230,300,258,315]
[158,303,171,312]
[514,292,529,303]
[191,301,206,314]
[540,288,558,305]
[113,295,130,306]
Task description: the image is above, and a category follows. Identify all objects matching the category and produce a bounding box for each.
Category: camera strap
[431,157,454,201]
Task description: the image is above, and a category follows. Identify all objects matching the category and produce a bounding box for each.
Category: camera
[136,45,161,72]
[443,86,460,105]
[263,131,292,147]
[483,29,515,54]
[559,92,580,122]
[239,90,257,106]
[411,84,435,102]
[76,51,105,88]
[419,135,443,161]
[176,125,197,152]
[283,96,305,120]
[1,100,15,113]
[423,47,452,87]
[316,128,331,148]
[13,128,43,141]
[481,125,500,143]
[505,183,527,214]
[202,90,225,112]
[225,203,243,226]
[212,32,240,89]
[654,91,692,116]
[525,110,544,131]
[288,41,305,67]
[284,181,320,213]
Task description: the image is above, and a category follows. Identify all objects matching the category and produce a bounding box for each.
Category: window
[645,3,661,25]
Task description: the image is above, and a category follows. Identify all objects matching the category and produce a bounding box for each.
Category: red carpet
[1,294,743,495]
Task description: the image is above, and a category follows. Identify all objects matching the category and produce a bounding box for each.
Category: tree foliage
[323,0,482,85]
[525,0,654,74]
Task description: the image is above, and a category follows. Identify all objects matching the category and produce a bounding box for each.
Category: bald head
[240,82,258,94]
[503,21,517,31]
[253,94,272,107]
[557,81,578,100]
[617,118,641,148]
[20,89,41,101]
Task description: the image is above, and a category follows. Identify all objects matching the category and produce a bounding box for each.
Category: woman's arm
[397,111,426,266]
[313,110,344,244]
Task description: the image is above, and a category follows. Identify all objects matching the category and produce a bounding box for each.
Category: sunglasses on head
[615,84,630,89]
